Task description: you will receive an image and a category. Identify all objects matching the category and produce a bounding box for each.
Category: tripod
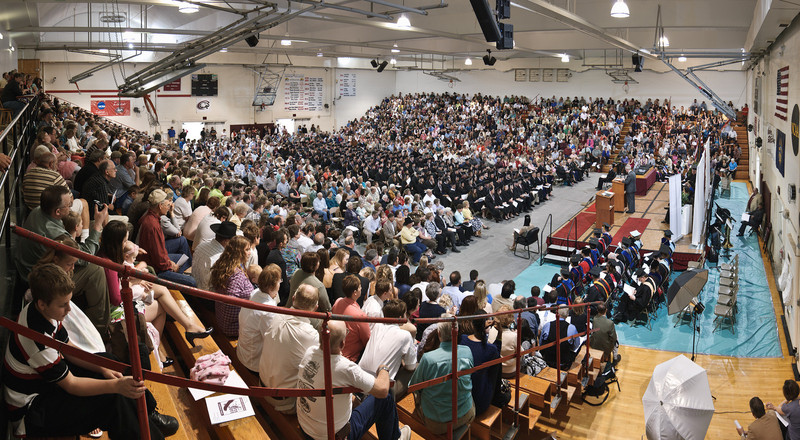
[691,311,700,361]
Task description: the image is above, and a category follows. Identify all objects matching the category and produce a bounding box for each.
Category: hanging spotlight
[561,54,570,62]
[659,35,670,47]
[610,0,630,18]
[178,2,199,13]
[390,58,397,65]
[678,55,687,62]
[465,57,472,66]
[280,39,292,46]
[482,49,496,66]
[396,14,411,29]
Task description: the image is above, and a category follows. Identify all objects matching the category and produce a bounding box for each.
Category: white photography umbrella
[642,355,715,440]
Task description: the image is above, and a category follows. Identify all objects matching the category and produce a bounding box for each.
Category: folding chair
[513,227,540,259]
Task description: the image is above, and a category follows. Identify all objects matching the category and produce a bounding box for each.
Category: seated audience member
[417,283,446,337]
[530,286,545,306]
[4,264,178,439]
[442,271,470,311]
[286,252,330,318]
[193,206,229,251]
[259,284,320,414]
[590,303,620,363]
[17,185,106,283]
[767,379,800,439]
[22,152,67,210]
[331,274,371,361]
[409,315,476,435]
[461,269,479,292]
[491,280,516,313]
[362,278,393,330]
[494,306,518,378]
[331,255,370,306]
[210,236,253,337]
[359,299,418,397]
[297,320,412,440]
[237,264,282,374]
[541,305,581,369]
[737,397,783,440]
[460,310,508,416]
[137,189,196,287]
[192,221,237,291]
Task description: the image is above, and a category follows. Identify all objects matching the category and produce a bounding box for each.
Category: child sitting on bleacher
[4,263,179,439]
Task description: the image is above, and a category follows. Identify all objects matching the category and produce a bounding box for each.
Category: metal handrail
[0,98,39,243]
[9,224,605,440]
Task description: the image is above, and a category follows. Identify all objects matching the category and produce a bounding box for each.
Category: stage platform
[546,181,703,270]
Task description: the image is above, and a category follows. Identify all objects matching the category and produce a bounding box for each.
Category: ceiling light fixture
[280,39,292,46]
[0,33,4,40]
[659,35,670,47]
[127,43,134,49]
[317,52,323,57]
[9,46,15,52]
[396,14,411,29]
[220,47,228,52]
[561,54,570,62]
[391,48,400,53]
[178,2,199,13]
[678,55,687,62]
[610,0,630,18]
[390,58,397,65]
[465,57,472,66]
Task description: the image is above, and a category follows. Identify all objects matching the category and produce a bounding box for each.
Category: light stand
[690,299,705,361]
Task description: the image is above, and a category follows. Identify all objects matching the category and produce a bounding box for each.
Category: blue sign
[97,101,106,110]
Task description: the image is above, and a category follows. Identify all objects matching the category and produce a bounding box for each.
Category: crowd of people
[3,88,759,439]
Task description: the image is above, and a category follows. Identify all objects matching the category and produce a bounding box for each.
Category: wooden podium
[596,191,615,229]
[612,179,625,212]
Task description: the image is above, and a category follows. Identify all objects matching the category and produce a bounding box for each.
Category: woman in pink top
[209,236,254,337]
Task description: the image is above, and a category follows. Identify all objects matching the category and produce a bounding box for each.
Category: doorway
[182,122,205,140]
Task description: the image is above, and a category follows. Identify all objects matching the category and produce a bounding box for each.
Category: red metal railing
[8,225,601,440]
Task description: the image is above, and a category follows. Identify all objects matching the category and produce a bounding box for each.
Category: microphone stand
[691,310,699,362]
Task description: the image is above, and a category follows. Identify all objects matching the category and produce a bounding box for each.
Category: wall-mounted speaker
[632,54,644,72]
[377,61,389,73]
[496,23,513,50]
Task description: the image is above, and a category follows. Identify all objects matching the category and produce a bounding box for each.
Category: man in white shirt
[192,206,228,251]
[297,320,411,440]
[260,284,319,414]
[296,223,315,251]
[191,221,236,290]
[422,189,436,206]
[237,264,280,373]
[359,299,418,397]
[362,279,392,331]
[363,211,382,245]
[312,192,329,222]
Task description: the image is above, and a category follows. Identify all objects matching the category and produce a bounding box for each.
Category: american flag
[776,66,789,121]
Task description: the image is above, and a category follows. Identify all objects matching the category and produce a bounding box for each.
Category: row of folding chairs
[713,254,739,333]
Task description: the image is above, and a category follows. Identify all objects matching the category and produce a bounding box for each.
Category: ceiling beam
[511,0,657,59]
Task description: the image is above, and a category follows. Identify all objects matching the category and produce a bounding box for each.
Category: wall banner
[91,100,130,116]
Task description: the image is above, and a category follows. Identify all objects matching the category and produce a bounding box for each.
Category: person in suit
[596,167,617,190]
[382,212,400,248]
[589,303,620,363]
[737,203,764,236]
[623,164,636,213]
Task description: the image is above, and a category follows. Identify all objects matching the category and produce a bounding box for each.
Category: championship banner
[91,100,130,117]
[776,129,786,177]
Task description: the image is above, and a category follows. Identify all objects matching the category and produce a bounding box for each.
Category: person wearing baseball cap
[138,189,196,287]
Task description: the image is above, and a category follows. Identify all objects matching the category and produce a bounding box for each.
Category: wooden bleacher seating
[187,300,307,440]
[396,393,470,440]
[163,290,273,440]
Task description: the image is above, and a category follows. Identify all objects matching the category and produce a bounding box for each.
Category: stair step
[547,244,575,253]
[544,254,570,264]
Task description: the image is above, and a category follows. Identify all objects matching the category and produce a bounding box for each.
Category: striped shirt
[22,167,66,210]
[3,304,70,436]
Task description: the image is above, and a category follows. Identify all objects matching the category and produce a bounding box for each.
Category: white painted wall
[745,19,800,353]
[0,32,18,76]
[395,68,747,109]
[43,61,395,135]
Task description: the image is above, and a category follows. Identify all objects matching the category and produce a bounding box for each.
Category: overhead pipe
[364,0,428,15]
[381,0,447,15]
[293,0,393,20]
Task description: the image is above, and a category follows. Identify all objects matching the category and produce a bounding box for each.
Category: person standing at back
[623,164,636,214]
